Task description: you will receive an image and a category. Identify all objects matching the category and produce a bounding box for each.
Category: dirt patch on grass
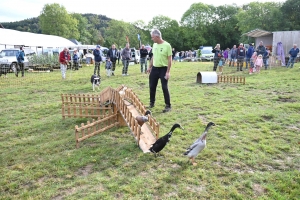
[52,185,87,200]
[186,185,205,192]
[261,115,274,121]
[287,125,300,131]
[197,114,207,123]
[277,96,296,102]
[253,183,266,197]
[76,164,93,177]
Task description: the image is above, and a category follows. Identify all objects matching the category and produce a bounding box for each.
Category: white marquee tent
[0,28,75,51]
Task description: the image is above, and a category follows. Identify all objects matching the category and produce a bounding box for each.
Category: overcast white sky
[0,0,284,23]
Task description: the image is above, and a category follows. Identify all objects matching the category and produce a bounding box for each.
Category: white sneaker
[122,74,125,76]
[126,74,129,76]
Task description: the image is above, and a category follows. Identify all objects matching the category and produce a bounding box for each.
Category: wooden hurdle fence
[61,93,112,119]
[110,85,160,141]
[75,112,119,148]
[217,75,245,85]
[63,85,160,149]
[123,88,160,140]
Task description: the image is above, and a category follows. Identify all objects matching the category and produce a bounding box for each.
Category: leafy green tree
[103,20,131,48]
[88,28,104,45]
[147,15,181,49]
[71,13,91,44]
[280,0,300,30]
[180,3,214,49]
[39,3,79,39]
[205,4,241,49]
[237,2,283,34]
[131,20,151,46]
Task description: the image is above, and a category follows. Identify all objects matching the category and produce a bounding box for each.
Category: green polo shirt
[152,41,172,67]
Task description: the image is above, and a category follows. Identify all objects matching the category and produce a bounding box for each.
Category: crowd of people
[211,41,299,74]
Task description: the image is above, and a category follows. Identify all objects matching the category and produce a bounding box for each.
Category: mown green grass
[0,61,299,199]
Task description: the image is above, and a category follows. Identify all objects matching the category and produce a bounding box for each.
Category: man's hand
[165,72,170,80]
[147,67,152,74]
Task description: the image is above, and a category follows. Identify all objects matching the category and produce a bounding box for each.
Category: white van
[130,48,140,64]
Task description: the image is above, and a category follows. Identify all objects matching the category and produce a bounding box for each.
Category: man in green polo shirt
[147,29,172,113]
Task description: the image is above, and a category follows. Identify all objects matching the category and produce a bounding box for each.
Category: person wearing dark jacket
[107,44,118,76]
[140,44,149,73]
[117,48,121,65]
[148,49,153,60]
[236,43,246,71]
[93,45,102,77]
[212,44,222,71]
[72,49,79,70]
[16,46,25,77]
[245,43,254,69]
[256,41,266,56]
[286,44,299,68]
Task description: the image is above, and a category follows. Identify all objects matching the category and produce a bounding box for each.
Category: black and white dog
[91,74,101,91]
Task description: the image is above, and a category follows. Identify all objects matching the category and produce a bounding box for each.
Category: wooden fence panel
[75,114,119,148]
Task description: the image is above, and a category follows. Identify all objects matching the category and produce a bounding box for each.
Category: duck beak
[180,126,184,130]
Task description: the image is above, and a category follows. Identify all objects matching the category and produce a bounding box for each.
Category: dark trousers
[149,67,171,107]
[17,62,25,77]
[237,57,244,71]
[111,61,116,72]
[213,57,220,71]
[73,62,79,70]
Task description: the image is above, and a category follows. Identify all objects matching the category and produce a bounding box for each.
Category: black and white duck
[149,123,184,156]
[136,110,151,127]
[184,122,215,166]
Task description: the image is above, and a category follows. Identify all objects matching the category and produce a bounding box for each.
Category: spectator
[286,44,299,68]
[72,49,79,70]
[147,29,172,113]
[117,48,121,65]
[249,52,257,75]
[263,48,270,70]
[140,44,149,73]
[246,43,254,69]
[254,54,263,73]
[223,48,229,65]
[179,51,182,62]
[121,43,131,76]
[256,41,266,56]
[148,48,153,61]
[59,47,70,79]
[107,44,118,76]
[229,45,237,67]
[227,48,231,65]
[93,45,102,77]
[16,47,25,77]
[105,57,112,77]
[236,43,246,71]
[212,44,222,71]
[218,57,225,74]
[172,48,176,64]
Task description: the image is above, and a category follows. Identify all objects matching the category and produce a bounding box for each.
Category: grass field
[0,61,299,199]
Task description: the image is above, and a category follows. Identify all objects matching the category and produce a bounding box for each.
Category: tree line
[1,0,299,51]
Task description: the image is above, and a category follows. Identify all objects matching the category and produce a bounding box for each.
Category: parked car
[200,48,214,61]
[0,48,36,73]
[130,48,140,64]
